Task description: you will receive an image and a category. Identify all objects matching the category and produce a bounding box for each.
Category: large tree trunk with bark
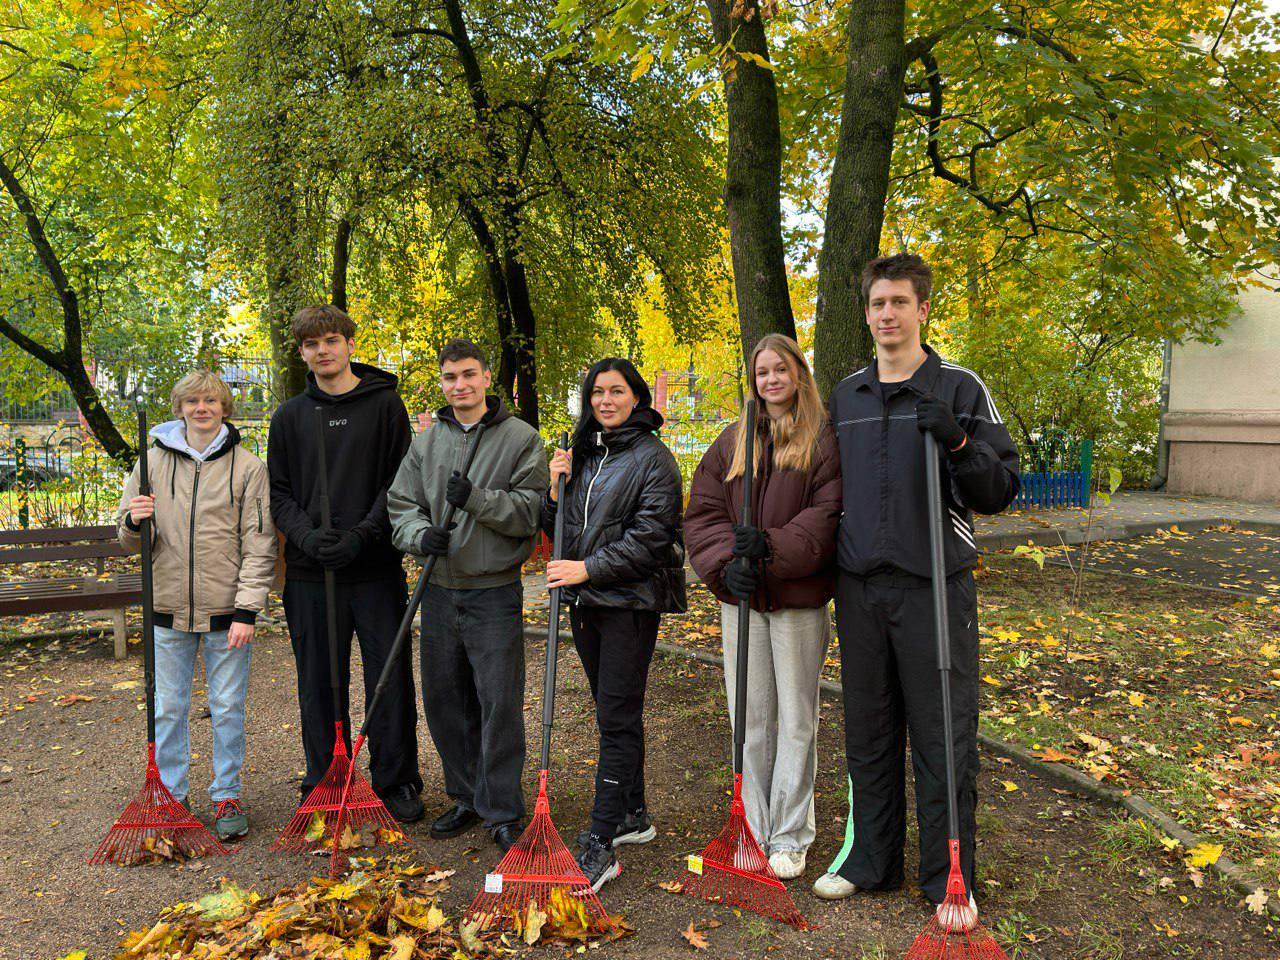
[813,0,908,396]
[0,156,131,461]
[331,213,353,312]
[502,250,539,428]
[264,127,308,402]
[704,0,796,362]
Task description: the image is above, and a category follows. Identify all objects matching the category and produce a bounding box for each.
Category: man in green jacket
[388,339,548,853]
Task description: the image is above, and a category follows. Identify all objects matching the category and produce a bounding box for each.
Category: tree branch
[0,313,65,371]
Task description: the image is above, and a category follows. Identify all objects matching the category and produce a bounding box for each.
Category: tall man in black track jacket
[268,305,423,824]
[814,254,1020,910]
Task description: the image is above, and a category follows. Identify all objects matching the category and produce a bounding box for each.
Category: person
[543,358,686,892]
[684,334,842,881]
[388,339,548,853]
[117,370,276,841]
[814,254,1020,915]
[267,305,422,823]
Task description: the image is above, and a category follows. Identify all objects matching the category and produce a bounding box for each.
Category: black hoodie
[267,362,412,582]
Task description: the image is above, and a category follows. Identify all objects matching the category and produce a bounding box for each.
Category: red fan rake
[672,400,811,929]
[90,401,229,866]
[904,438,1008,960]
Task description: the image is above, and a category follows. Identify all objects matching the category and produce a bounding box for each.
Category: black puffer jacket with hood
[541,406,686,613]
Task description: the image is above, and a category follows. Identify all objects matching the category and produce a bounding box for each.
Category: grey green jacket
[388,396,548,589]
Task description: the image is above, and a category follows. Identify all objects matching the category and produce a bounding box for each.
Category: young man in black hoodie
[268,305,423,823]
[814,254,1019,922]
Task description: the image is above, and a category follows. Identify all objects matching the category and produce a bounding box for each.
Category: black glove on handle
[916,394,967,451]
[317,529,362,568]
[420,524,453,558]
[733,524,769,560]
[300,528,329,561]
[724,558,759,600]
[445,471,473,509]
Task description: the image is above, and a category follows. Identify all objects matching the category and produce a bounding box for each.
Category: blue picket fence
[1012,437,1093,509]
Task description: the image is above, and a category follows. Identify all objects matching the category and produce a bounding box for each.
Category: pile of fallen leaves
[107,856,629,959]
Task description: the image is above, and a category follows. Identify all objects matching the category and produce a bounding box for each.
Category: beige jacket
[117,421,276,633]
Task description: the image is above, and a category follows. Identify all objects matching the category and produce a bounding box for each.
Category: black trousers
[832,569,979,903]
[420,580,526,828]
[570,604,659,838]
[283,575,421,797]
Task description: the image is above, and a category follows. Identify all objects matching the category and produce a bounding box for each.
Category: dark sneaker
[576,809,655,848]
[430,803,480,839]
[379,784,425,824]
[576,836,621,893]
[213,798,249,841]
[493,822,524,853]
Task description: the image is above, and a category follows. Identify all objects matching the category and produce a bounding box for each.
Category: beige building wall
[1165,273,1280,503]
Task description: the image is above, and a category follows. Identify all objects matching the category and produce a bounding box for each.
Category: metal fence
[1012,436,1093,510]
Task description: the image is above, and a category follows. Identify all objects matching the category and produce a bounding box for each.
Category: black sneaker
[576,836,621,893]
[379,784,425,824]
[576,809,655,848]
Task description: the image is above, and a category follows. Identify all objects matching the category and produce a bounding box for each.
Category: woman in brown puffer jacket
[685,333,841,880]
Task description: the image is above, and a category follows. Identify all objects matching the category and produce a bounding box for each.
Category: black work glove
[299,528,330,561]
[445,471,473,510]
[317,529,362,568]
[733,524,769,561]
[915,394,967,451]
[420,524,454,558]
[724,558,759,601]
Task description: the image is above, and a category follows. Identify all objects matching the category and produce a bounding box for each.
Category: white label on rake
[687,855,704,875]
[484,873,504,894]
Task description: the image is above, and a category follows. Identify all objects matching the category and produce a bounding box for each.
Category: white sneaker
[935,893,979,933]
[768,849,806,880]
[812,871,858,899]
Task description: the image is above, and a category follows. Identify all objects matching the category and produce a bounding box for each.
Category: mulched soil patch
[2,600,1278,959]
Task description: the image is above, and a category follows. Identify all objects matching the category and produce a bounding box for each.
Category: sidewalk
[975,489,1280,549]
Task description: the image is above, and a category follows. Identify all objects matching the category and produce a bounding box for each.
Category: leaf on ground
[304,809,326,843]
[518,900,548,945]
[1186,843,1224,868]
[1244,888,1269,915]
[1000,780,1019,792]
[394,897,446,933]
[656,879,683,893]
[682,921,710,949]
[386,934,417,960]
[1031,748,1073,763]
[193,881,259,921]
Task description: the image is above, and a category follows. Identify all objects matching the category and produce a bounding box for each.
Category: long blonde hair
[727,334,825,481]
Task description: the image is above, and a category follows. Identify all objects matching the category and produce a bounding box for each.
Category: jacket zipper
[581,434,610,531]
[256,497,263,533]
[188,460,202,630]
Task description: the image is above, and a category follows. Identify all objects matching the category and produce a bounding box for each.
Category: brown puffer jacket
[685,418,841,611]
[117,421,277,633]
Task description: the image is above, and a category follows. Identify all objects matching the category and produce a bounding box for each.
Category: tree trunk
[704,0,796,363]
[458,196,519,406]
[0,156,131,460]
[331,214,353,312]
[502,250,539,428]
[812,0,908,396]
[264,125,308,402]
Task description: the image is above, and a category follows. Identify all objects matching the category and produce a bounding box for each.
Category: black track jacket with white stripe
[829,345,1020,580]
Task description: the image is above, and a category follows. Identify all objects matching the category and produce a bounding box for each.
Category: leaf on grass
[1031,748,1073,763]
[682,921,710,949]
[1186,843,1223,868]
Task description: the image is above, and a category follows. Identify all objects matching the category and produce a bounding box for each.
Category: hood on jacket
[304,361,399,405]
[150,419,241,463]
[434,394,513,431]
[575,405,665,453]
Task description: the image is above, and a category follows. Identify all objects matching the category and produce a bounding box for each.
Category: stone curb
[521,622,1280,919]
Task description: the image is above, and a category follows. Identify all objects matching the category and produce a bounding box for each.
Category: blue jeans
[153,625,252,803]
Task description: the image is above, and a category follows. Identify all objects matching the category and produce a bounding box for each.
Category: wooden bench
[0,525,141,659]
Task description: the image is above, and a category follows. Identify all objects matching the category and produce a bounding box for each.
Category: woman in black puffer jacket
[543,357,686,891]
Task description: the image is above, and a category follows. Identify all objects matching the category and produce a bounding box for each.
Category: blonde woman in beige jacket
[117,370,276,841]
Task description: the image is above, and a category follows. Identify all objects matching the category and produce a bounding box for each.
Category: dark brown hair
[291,304,356,345]
[437,338,489,370]
[861,253,933,305]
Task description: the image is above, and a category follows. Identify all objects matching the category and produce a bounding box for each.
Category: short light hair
[170,369,235,420]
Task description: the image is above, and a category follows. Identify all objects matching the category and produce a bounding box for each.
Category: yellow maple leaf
[1186,843,1223,868]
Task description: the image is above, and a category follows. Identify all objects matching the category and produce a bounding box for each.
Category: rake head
[904,840,1008,960]
[464,770,613,934]
[89,744,230,865]
[674,773,812,929]
[272,724,405,876]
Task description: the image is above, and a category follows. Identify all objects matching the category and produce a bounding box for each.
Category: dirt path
[1,616,1276,959]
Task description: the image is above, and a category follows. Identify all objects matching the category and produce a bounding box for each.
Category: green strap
[826,774,856,874]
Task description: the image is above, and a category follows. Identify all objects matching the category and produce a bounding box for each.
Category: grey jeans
[721,601,830,854]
